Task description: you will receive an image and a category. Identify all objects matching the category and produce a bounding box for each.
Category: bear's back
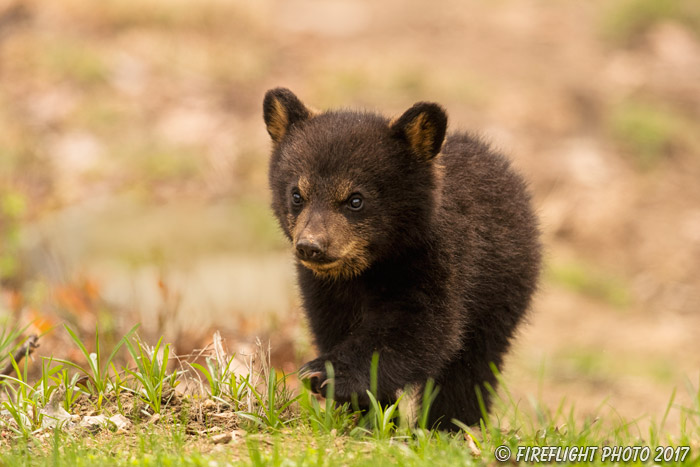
[437,132,540,332]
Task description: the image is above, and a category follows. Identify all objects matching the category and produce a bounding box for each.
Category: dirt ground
[1,0,699,432]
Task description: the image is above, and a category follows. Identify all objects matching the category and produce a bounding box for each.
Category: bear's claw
[299,369,323,380]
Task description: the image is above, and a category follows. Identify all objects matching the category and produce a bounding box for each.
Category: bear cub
[264,88,541,430]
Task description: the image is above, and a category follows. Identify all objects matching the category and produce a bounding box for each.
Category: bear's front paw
[299,357,367,404]
[298,358,330,395]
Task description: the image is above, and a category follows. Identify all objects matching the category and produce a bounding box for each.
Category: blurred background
[1,0,699,429]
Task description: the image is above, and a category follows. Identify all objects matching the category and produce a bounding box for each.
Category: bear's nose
[296,239,325,261]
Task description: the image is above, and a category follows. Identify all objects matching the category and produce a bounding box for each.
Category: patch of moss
[601,0,700,46]
[39,39,109,86]
[608,100,684,170]
[547,260,632,309]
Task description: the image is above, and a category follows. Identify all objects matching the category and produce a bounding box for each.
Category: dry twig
[1,334,40,376]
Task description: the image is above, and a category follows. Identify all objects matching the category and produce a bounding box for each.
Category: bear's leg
[425,354,499,431]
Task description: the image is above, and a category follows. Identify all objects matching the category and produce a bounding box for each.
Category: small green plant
[1,359,36,438]
[56,324,138,409]
[239,367,299,430]
[191,353,252,411]
[124,336,178,415]
[417,378,439,431]
[0,333,46,437]
[298,361,356,434]
[364,353,402,439]
[1,354,56,435]
[35,358,62,407]
[365,389,403,440]
[1,393,34,439]
[191,356,228,399]
[347,352,405,439]
[57,368,83,412]
[224,373,250,412]
[110,362,129,414]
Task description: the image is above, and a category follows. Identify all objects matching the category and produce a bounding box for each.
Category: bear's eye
[291,190,303,207]
[348,194,364,211]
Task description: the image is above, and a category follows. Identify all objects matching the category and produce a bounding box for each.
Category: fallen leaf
[80,415,108,433]
[212,432,232,444]
[108,414,132,432]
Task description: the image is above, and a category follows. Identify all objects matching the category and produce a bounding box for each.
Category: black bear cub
[263,88,541,430]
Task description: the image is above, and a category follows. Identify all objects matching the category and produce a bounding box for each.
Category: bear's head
[264,88,447,280]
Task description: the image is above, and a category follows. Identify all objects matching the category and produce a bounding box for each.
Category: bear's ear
[263,88,314,144]
[390,102,447,161]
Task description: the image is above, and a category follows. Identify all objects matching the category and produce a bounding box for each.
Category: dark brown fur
[264,88,541,430]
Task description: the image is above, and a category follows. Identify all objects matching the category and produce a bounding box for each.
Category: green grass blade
[102,323,139,379]
[190,362,215,394]
[369,352,379,398]
[64,324,100,389]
